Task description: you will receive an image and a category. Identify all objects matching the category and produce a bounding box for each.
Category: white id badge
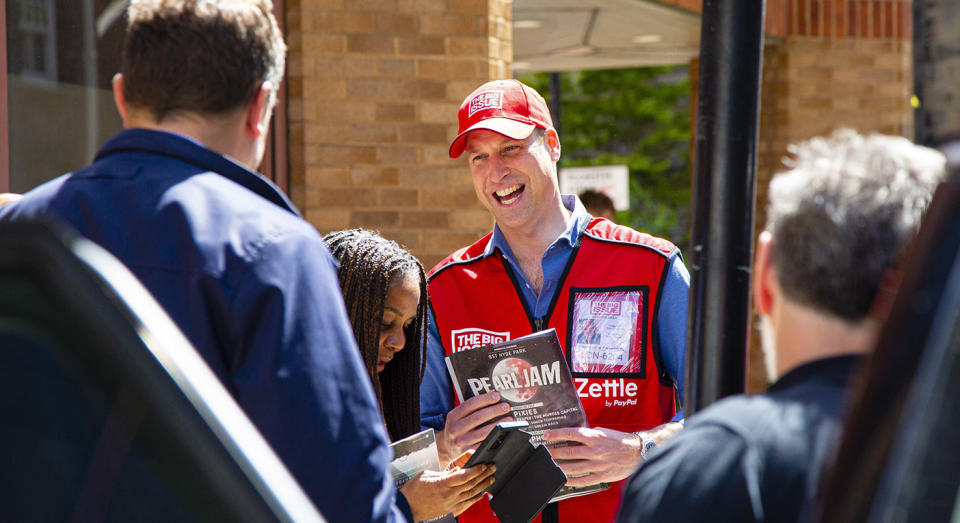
[568,289,646,376]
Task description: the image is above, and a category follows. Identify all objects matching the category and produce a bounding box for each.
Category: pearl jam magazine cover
[445,328,608,501]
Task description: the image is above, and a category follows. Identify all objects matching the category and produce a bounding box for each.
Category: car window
[0,221,321,522]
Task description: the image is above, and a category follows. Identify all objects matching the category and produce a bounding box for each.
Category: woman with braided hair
[325,227,428,441]
[324,228,494,521]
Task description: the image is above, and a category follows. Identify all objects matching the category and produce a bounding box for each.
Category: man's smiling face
[464,128,561,234]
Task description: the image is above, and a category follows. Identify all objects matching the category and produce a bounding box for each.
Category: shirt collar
[94,128,300,217]
[484,194,592,258]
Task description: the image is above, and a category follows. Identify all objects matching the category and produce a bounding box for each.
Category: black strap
[542,501,559,523]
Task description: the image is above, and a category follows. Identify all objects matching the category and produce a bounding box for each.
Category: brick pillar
[758,0,913,207]
[284,0,512,268]
[747,0,913,391]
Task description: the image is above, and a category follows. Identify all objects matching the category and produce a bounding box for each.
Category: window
[1,2,287,196]
[14,0,56,81]
[4,1,124,192]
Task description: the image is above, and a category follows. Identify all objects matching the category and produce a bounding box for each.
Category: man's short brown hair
[122,0,286,121]
[579,189,615,218]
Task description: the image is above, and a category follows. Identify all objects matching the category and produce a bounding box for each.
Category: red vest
[428,218,679,523]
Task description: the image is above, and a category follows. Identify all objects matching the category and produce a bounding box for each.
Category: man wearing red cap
[420,79,690,522]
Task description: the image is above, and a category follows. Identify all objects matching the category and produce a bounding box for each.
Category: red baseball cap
[448,79,554,159]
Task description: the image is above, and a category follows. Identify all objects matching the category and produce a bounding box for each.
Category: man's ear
[753,231,777,317]
[245,81,275,138]
[112,73,128,124]
[544,128,561,162]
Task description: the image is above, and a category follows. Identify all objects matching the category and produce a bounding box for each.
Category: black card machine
[465,421,567,523]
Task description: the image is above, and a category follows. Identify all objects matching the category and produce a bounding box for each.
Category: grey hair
[766,129,946,321]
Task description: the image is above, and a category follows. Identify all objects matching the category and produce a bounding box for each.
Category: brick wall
[785,0,911,38]
[758,0,914,202]
[757,38,912,203]
[285,0,513,268]
[655,0,790,38]
[747,0,913,391]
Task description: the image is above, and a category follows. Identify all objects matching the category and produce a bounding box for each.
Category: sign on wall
[559,165,630,211]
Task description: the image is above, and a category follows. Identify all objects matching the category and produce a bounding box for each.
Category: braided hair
[324,228,428,441]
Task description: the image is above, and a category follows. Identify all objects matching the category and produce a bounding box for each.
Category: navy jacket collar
[769,353,864,392]
[95,129,300,217]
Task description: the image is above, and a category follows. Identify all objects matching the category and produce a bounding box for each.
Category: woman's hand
[401,450,496,521]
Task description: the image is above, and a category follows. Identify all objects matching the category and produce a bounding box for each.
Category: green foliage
[518,68,692,252]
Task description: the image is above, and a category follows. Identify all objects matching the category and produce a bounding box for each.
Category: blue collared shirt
[421,195,688,430]
[1,129,409,523]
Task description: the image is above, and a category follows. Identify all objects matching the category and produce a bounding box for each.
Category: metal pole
[684,0,766,415]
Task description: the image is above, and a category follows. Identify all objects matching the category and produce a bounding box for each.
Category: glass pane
[5,0,124,192]
[0,277,267,521]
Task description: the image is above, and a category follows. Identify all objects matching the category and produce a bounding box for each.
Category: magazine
[388,429,455,523]
[445,328,609,502]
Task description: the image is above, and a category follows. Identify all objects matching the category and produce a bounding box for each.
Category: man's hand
[436,391,513,465]
[543,421,684,487]
[400,452,495,521]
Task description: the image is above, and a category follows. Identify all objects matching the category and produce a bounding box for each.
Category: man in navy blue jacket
[617,130,946,523]
[0,2,408,521]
